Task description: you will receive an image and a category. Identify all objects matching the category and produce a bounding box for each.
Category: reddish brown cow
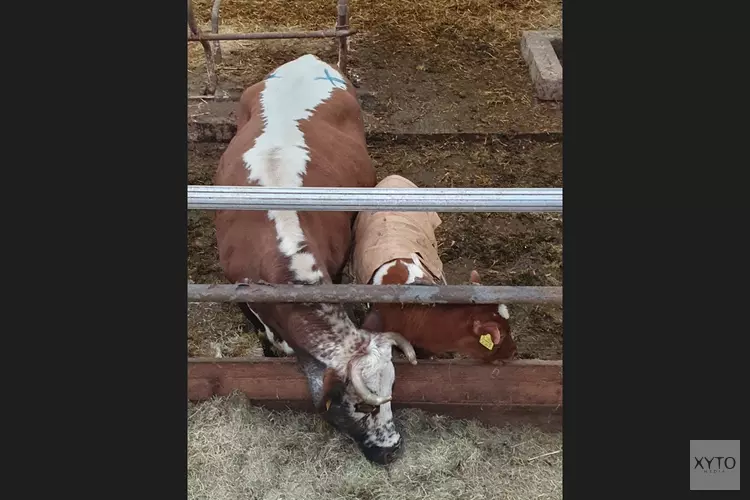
[352,174,518,363]
[213,55,417,465]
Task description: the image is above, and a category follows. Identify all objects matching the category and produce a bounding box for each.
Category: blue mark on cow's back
[314,68,347,89]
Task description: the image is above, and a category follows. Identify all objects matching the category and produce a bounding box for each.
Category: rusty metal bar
[336,0,350,73]
[187,0,218,95]
[210,0,223,64]
[188,28,356,41]
[187,283,562,305]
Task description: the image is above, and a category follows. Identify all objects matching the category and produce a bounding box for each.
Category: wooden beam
[188,357,562,429]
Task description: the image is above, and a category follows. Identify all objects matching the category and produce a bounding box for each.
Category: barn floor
[188,393,562,500]
[188,138,562,360]
[188,0,562,135]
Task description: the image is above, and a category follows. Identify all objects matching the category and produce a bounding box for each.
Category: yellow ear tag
[479,334,494,351]
[325,399,332,410]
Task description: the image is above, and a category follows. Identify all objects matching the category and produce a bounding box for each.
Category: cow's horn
[350,359,392,406]
[383,331,418,365]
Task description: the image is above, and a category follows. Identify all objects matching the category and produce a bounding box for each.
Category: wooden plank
[188,357,562,429]
[186,103,563,144]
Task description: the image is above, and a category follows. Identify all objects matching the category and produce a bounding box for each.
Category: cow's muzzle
[360,436,404,465]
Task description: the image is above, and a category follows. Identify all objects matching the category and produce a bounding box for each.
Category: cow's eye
[355,403,379,414]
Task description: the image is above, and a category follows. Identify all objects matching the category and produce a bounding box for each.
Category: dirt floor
[188,138,562,360]
[188,393,562,500]
[188,0,562,135]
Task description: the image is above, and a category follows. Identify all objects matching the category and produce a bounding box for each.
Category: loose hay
[188,301,261,357]
[188,392,562,500]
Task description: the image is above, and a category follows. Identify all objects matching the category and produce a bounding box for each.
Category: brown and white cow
[213,54,417,465]
[352,174,518,363]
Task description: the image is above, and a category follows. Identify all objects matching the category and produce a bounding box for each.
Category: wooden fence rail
[188,0,354,95]
[188,357,563,429]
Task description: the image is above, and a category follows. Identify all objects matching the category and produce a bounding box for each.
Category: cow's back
[353,175,444,285]
[214,55,375,285]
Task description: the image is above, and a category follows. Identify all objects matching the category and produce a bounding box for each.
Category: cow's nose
[361,437,404,465]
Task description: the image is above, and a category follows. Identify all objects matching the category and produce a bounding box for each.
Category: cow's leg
[237,303,276,356]
[237,303,295,357]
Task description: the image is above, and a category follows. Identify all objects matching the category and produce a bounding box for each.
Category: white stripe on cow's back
[242,54,347,284]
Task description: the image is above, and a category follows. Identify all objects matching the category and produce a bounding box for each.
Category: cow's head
[299,326,417,465]
[467,270,517,361]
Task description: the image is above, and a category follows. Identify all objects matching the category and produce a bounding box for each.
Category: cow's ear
[361,309,384,333]
[473,320,504,345]
[297,354,342,411]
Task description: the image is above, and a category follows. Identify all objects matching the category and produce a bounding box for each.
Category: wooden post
[210,0,223,64]
[187,0,218,95]
[336,0,349,73]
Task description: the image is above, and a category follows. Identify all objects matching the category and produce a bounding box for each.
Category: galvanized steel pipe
[187,186,563,212]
